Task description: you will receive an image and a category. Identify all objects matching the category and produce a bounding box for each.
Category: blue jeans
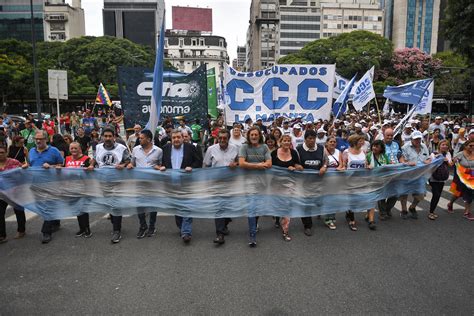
[248,217,257,241]
[175,216,193,237]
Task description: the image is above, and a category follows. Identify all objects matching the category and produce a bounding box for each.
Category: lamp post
[30,0,41,122]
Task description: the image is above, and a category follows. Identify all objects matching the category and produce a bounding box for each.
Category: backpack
[432,161,449,181]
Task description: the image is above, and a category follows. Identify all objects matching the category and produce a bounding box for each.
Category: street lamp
[30,0,41,121]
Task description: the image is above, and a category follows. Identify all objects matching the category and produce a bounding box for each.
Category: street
[1,184,473,315]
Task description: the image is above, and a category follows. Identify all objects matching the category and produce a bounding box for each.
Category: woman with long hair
[450,139,474,220]
[323,136,343,229]
[239,126,272,247]
[428,139,453,220]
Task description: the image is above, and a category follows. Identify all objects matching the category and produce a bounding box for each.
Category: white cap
[362,127,369,133]
[335,119,341,123]
[293,123,302,129]
[449,121,454,124]
[469,129,474,135]
[411,131,423,139]
[443,121,449,125]
[370,126,378,131]
[317,127,327,134]
[454,125,461,129]
[382,121,391,126]
[405,125,413,129]
[354,123,363,128]
[360,119,366,124]
[435,116,442,120]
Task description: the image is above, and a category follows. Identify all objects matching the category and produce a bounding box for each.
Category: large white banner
[414,81,434,114]
[224,64,335,124]
[352,66,376,111]
[333,73,349,99]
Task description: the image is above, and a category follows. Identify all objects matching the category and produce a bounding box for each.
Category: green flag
[207,68,218,118]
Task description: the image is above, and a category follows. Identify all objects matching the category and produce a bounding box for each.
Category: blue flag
[383,79,433,105]
[332,74,357,118]
[145,18,165,135]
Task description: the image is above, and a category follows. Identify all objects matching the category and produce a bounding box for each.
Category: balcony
[165,53,227,61]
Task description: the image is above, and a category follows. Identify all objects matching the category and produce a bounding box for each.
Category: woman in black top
[7,136,28,164]
[271,134,303,241]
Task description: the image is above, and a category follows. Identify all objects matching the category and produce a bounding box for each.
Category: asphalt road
[1,184,473,315]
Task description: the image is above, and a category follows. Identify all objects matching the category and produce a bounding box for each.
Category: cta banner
[224,64,335,124]
[118,65,208,129]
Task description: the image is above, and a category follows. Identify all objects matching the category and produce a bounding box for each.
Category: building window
[179,38,184,48]
[219,39,224,47]
[199,38,204,46]
[191,38,197,46]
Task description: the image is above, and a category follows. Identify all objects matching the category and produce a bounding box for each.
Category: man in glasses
[203,129,239,244]
[28,131,64,244]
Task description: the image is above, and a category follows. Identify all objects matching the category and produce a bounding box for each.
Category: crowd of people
[0,109,473,247]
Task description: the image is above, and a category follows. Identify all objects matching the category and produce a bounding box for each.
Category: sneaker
[0,237,7,244]
[14,232,25,239]
[111,231,121,244]
[368,221,377,230]
[400,211,409,220]
[327,221,336,230]
[304,228,313,236]
[282,232,292,241]
[83,228,92,238]
[147,228,156,237]
[248,240,257,248]
[213,234,225,245]
[182,235,192,243]
[409,207,418,219]
[136,227,147,239]
[75,230,85,238]
[463,213,474,221]
[42,233,52,244]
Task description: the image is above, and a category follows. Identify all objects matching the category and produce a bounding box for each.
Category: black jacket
[162,143,202,169]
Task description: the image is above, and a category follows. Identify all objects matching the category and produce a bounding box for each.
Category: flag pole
[374,96,382,123]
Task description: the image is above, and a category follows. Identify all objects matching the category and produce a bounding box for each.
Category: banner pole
[374,97,382,123]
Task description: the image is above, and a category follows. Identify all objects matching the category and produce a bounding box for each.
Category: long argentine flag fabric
[0,159,442,221]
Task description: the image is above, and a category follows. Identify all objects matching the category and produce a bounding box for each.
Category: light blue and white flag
[382,98,390,115]
[414,80,434,114]
[352,66,376,111]
[145,17,166,135]
[332,74,357,118]
[383,79,433,105]
[333,73,349,99]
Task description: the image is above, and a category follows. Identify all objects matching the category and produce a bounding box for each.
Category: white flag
[382,98,390,115]
[333,73,349,99]
[413,81,434,114]
[352,66,376,112]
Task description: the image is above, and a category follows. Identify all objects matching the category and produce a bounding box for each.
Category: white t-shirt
[229,136,247,150]
[291,134,305,149]
[316,135,327,145]
[95,143,129,168]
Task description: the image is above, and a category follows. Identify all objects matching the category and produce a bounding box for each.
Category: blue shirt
[171,145,184,170]
[336,137,349,152]
[385,141,401,164]
[29,146,64,167]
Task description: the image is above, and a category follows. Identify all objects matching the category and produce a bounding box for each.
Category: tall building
[44,0,85,42]
[246,0,280,71]
[320,0,384,39]
[0,0,44,42]
[278,0,321,57]
[236,45,246,70]
[103,0,165,47]
[390,0,440,54]
[164,30,228,81]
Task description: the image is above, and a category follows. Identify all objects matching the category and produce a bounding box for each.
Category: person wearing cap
[316,127,328,145]
[291,124,304,148]
[280,120,293,135]
[399,130,431,219]
[401,125,413,145]
[429,116,446,135]
[127,124,142,150]
[255,118,267,135]
[296,129,329,236]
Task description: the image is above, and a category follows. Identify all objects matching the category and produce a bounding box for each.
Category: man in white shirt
[429,116,446,135]
[127,129,163,239]
[291,124,305,148]
[229,123,247,149]
[280,120,293,135]
[203,129,239,244]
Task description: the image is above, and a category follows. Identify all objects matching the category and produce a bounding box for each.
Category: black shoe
[75,230,85,237]
[147,227,156,237]
[409,208,418,219]
[111,231,121,244]
[368,221,377,230]
[42,233,52,244]
[221,227,230,236]
[136,227,147,239]
[182,235,191,243]
[248,241,257,248]
[304,228,313,236]
[213,234,225,245]
[83,228,92,238]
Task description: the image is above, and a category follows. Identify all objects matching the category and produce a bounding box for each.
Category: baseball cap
[317,127,327,134]
[454,125,461,129]
[443,121,449,125]
[411,131,423,139]
[293,124,302,129]
[435,116,442,120]
[469,129,474,135]
[354,123,363,128]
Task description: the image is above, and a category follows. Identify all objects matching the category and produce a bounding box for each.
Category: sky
[75,0,251,61]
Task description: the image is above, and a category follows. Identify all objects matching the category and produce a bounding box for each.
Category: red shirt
[43,121,55,135]
[65,155,90,168]
[0,158,22,172]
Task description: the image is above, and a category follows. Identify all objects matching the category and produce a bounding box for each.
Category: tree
[278,31,393,80]
[443,0,474,66]
[433,51,469,95]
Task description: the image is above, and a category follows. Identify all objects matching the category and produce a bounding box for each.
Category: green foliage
[443,0,474,66]
[278,31,393,80]
[0,36,159,99]
[433,51,469,95]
